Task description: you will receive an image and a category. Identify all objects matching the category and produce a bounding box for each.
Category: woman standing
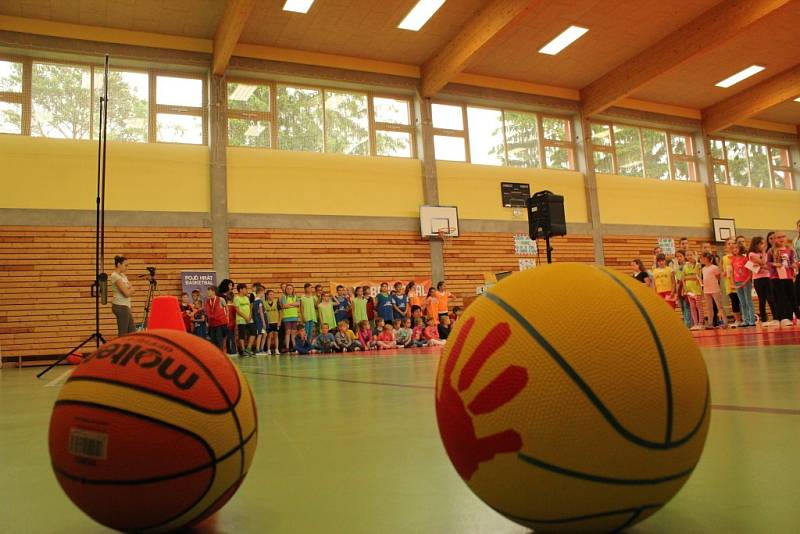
[109,255,135,335]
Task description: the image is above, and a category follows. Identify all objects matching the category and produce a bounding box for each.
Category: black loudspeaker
[527,190,566,239]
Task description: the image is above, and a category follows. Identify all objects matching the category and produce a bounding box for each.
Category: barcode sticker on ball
[68,428,108,460]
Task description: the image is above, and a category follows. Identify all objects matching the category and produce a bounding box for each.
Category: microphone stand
[38,55,110,378]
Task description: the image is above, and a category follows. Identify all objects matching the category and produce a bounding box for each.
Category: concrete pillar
[694,132,720,221]
[209,75,229,279]
[415,94,445,283]
[575,114,605,264]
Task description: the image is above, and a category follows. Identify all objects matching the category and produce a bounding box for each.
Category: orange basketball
[436,264,710,532]
[49,330,258,533]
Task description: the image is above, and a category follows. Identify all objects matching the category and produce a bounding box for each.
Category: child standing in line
[364,285,376,326]
[293,328,314,355]
[376,282,394,325]
[252,285,267,355]
[437,315,453,341]
[352,286,368,327]
[313,324,339,354]
[722,238,742,327]
[434,281,454,324]
[673,250,692,328]
[376,324,397,350]
[300,283,319,340]
[425,287,440,325]
[767,231,798,327]
[732,244,755,327]
[333,285,351,327]
[280,284,301,353]
[748,237,778,326]
[631,259,652,287]
[652,254,676,308]
[234,283,256,356]
[191,289,207,339]
[396,318,413,348]
[423,317,447,346]
[318,291,338,332]
[265,289,280,355]
[180,293,193,333]
[357,320,376,350]
[405,281,423,318]
[391,282,408,321]
[700,253,727,329]
[204,285,228,351]
[335,321,362,352]
[683,251,703,330]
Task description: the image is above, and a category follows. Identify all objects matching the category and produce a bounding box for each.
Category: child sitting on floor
[335,321,362,352]
[357,320,377,350]
[376,324,397,350]
[314,324,339,353]
[423,317,447,347]
[412,317,427,347]
[437,315,453,341]
[293,328,314,355]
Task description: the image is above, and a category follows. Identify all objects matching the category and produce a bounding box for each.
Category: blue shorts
[254,317,265,333]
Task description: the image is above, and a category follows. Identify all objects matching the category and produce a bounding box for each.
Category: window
[228,81,272,148]
[32,62,91,139]
[590,121,697,181]
[0,59,23,134]
[325,90,369,156]
[155,75,205,144]
[504,110,539,168]
[466,106,504,166]
[431,102,574,169]
[231,82,414,157]
[373,96,414,158]
[432,103,466,162]
[613,124,644,177]
[541,116,574,170]
[711,137,793,189]
[93,70,149,143]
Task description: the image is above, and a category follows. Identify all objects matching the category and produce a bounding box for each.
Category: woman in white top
[109,255,136,335]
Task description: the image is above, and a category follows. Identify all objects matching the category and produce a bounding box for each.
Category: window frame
[432,101,576,170]
[224,77,275,149]
[0,54,29,136]
[153,70,207,145]
[709,136,794,189]
[590,120,698,181]
[1,54,207,145]
[227,78,416,158]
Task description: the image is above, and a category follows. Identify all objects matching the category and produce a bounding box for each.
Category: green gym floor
[2,340,799,533]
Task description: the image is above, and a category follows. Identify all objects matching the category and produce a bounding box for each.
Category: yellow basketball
[435,263,710,533]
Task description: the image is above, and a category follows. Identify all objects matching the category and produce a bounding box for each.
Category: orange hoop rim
[435,227,458,241]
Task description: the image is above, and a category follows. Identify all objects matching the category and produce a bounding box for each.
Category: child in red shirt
[376,324,397,350]
[412,318,426,347]
[731,243,755,327]
[357,320,376,350]
[424,317,446,347]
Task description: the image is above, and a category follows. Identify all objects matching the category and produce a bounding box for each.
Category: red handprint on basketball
[436,317,528,481]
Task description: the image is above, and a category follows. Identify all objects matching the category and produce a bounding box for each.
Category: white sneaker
[780,319,793,327]
[690,325,703,331]
[729,322,738,328]
[763,320,778,327]
[265,350,271,355]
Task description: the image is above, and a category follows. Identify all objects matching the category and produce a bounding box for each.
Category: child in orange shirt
[434,281,454,324]
[425,288,440,325]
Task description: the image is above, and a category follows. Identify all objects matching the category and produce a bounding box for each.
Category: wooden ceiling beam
[702,63,800,134]
[580,0,794,118]
[420,0,542,98]
[212,0,257,76]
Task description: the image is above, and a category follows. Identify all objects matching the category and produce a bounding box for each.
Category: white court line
[44,368,74,387]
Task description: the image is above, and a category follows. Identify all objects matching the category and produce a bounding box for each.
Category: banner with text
[181,271,217,299]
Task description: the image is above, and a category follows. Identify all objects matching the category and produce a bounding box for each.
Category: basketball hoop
[436,227,457,245]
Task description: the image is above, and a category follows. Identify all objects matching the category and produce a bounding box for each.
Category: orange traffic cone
[147,296,187,331]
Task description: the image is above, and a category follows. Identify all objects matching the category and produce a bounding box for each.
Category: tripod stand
[38,55,110,378]
[138,274,158,330]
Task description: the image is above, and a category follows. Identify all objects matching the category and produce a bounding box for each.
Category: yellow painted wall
[717,185,800,230]
[0,135,209,212]
[436,162,588,223]
[227,148,425,217]
[596,173,709,227]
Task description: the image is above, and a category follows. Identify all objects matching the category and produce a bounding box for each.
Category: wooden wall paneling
[0,226,212,361]
[443,232,596,307]
[602,235,708,269]
[228,228,433,290]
